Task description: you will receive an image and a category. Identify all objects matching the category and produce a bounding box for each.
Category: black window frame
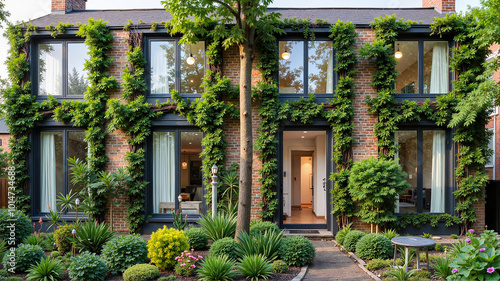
[144,36,207,103]
[276,35,337,103]
[31,38,88,101]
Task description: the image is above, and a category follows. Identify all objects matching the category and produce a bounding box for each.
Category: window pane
[487,128,494,167]
[424,41,448,93]
[39,43,62,96]
[395,130,417,213]
[150,41,175,94]
[423,130,445,213]
[40,132,63,212]
[180,132,203,213]
[395,41,418,94]
[67,43,89,96]
[181,42,205,94]
[308,41,334,94]
[153,131,176,213]
[67,131,87,201]
[279,41,304,93]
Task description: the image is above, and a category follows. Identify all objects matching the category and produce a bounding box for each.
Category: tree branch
[210,0,241,29]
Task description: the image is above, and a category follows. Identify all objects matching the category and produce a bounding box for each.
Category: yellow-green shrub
[147,226,189,270]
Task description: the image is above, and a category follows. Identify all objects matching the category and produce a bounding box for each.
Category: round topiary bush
[279,236,315,267]
[123,264,160,281]
[2,244,44,272]
[147,226,189,270]
[343,230,366,252]
[184,227,208,250]
[249,221,279,236]
[101,234,149,274]
[355,233,393,260]
[68,251,107,281]
[50,251,61,259]
[335,228,352,246]
[0,209,32,245]
[54,224,76,255]
[271,260,288,273]
[209,237,239,261]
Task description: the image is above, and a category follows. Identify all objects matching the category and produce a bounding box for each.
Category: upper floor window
[278,40,334,95]
[395,40,450,95]
[148,40,205,95]
[36,41,89,97]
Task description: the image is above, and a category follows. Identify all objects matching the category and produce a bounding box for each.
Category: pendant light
[281,49,290,60]
[395,43,403,59]
[186,44,195,65]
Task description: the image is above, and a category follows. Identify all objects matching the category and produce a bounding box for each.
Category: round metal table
[391,236,436,272]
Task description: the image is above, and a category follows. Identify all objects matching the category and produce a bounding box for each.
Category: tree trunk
[235,39,254,238]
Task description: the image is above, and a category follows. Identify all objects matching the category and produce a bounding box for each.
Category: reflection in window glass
[279,41,304,93]
[180,132,203,207]
[395,131,417,213]
[308,41,334,94]
[150,41,176,94]
[181,42,205,94]
[153,132,176,213]
[67,131,87,198]
[424,41,448,93]
[486,128,494,167]
[395,41,418,94]
[67,43,89,96]
[39,43,62,96]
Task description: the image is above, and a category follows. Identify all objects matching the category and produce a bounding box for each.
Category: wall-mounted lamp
[395,43,403,59]
[182,161,188,170]
[281,49,290,60]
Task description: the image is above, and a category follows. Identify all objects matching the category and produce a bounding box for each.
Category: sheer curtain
[42,45,62,96]
[153,132,176,213]
[430,42,448,93]
[41,132,56,212]
[151,42,169,94]
[430,131,445,213]
[326,51,334,93]
[394,134,400,213]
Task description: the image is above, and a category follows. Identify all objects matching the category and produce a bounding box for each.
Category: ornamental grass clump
[101,234,149,274]
[26,256,64,281]
[196,255,235,281]
[237,254,273,281]
[69,221,116,254]
[147,226,189,270]
[198,213,237,242]
[236,230,284,261]
[355,233,393,260]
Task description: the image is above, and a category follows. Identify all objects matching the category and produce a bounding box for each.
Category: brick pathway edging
[291,265,309,281]
[333,240,382,281]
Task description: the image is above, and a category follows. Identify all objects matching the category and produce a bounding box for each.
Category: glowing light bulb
[186,54,195,65]
[395,51,403,59]
[281,51,290,60]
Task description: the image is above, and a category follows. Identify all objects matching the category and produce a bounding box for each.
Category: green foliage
[69,221,116,254]
[0,239,6,261]
[100,234,149,274]
[26,256,64,281]
[394,213,461,230]
[184,227,208,250]
[237,254,273,281]
[6,278,23,281]
[209,237,239,261]
[279,236,316,267]
[0,270,6,277]
[172,210,188,231]
[355,233,393,260]
[410,269,431,280]
[0,209,32,245]
[382,229,400,241]
[343,230,366,252]
[45,22,74,38]
[198,213,237,241]
[219,167,239,216]
[54,224,75,255]
[366,259,391,271]
[122,264,160,281]
[49,251,60,259]
[197,255,236,281]
[348,157,410,230]
[68,252,107,281]
[158,276,177,281]
[249,221,279,237]
[2,244,44,272]
[271,260,288,274]
[174,249,201,277]
[386,265,416,281]
[235,230,284,261]
[335,223,353,246]
[431,255,453,280]
[450,234,458,239]
[147,226,189,270]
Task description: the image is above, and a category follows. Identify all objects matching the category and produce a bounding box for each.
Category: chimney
[422,0,455,12]
[52,0,86,13]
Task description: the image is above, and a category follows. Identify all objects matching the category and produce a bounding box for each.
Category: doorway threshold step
[284,229,334,238]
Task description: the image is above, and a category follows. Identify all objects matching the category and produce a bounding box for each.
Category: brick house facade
[8,0,489,234]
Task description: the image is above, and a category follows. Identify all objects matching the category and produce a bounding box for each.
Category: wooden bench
[159,201,202,214]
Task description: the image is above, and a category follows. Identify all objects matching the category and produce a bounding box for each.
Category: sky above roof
[0,0,481,79]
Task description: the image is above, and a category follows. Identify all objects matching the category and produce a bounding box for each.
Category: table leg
[416,247,420,270]
[404,247,409,272]
[393,244,397,267]
[426,248,430,271]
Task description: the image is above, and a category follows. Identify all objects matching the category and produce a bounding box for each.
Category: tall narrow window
[67,43,89,96]
[150,41,176,94]
[152,131,176,213]
[424,41,449,94]
[279,41,304,94]
[308,41,334,94]
[395,131,417,213]
[395,41,418,94]
[181,42,205,94]
[39,43,62,96]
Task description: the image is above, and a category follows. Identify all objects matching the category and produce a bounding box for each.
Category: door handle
[323,178,326,191]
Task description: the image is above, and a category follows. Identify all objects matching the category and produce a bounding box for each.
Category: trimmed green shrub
[196,255,235,281]
[158,276,177,281]
[365,259,391,271]
[101,234,149,274]
[50,251,61,258]
[0,270,7,277]
[450,234,458,239]
[271,260,288,274]
[184,227,208,250]
[0,209,32,245]
[209,237,239,261]
[249,221,279,236]
[435,243,444,252]
[2,244,44,272]
[355,233,393,260]
[26,256,65,281]
[343,230,366,252]
[279,236,315,267]
[237,254,273,280]
[7,278,24,281]
[122,264,160,281]
[335,223,353,246]
[147,226,189,270]
[54,224,75,255]
[68,251,107,281]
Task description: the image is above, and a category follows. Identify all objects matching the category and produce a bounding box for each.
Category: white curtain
[41,132,56,212]
[326,51,334,93]
[430,42,448,93]
[394,133,400,213]
[151,42,169,94]
[430,131,445,213]
[41,44,62,96]
[153,132,176,213]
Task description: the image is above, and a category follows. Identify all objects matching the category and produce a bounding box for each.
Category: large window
[395,40,449,95]
[151,130,203,214]
[395,129,448,214]
[278,40,334,95]
[36,41,89,97]
[39,130,87,213]
[148,40,205,95]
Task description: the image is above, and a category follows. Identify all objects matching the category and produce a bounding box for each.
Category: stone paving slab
[303,240,373,281]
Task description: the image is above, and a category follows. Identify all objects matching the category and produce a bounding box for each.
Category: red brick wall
[52,0,86,12]
[422,0,455,12]
[0,134,11,153]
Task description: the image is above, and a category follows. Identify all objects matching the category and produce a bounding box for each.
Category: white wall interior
[314,134,327,217]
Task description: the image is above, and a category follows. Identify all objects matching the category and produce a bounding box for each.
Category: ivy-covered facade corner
[1,0,496,235]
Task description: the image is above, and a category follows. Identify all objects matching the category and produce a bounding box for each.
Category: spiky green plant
[237,255,273,281]
[197,255,235,281]
[26,256,64,281]
[198,213,236,241]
